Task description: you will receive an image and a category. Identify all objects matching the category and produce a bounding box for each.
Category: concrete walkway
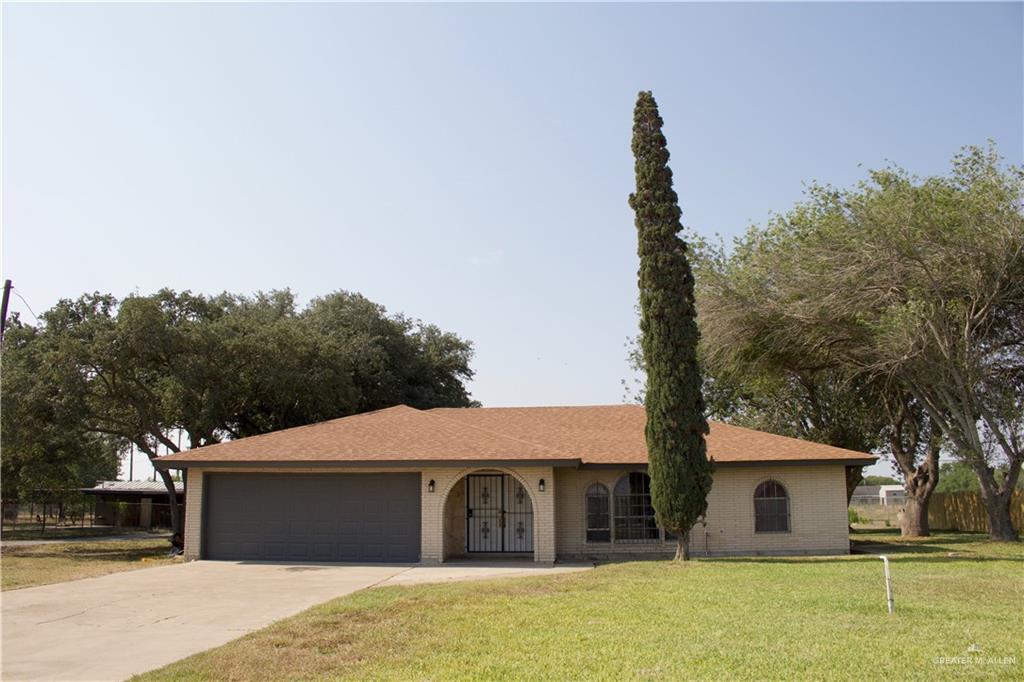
[1,560,591,681]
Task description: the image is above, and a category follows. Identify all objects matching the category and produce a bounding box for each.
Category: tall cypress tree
[628,91,713,561]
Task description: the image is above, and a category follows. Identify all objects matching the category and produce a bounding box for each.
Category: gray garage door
[203,473,421,562]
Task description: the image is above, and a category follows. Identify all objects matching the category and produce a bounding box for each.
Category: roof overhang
[155,458,584,471]
[81,489,185,496]
[156,456,875,471]
[709,457,877,468]
[580,458,875,469]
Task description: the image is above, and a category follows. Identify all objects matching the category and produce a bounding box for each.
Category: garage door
[203,473,421,562]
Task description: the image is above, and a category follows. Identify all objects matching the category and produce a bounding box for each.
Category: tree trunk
[980,489,1019,542]
[884,403,939,538]
[844,466,864,506]
[899,452,938,538]
[900,494,930,537]
[156,468,182,539]
[971,460,1020,542]
[135,438,183,541]
[674,530,690,561]
[845,465,865,532]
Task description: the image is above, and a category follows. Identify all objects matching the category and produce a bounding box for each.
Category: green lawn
[138,531,1022,681]
[1,539,177,590]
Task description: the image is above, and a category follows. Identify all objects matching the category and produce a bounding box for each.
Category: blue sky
[3,2,1021,479]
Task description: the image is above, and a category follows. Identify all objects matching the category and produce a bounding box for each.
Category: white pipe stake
[879,555,894,614]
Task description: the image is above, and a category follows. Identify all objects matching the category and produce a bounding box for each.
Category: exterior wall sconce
[428,479,435,493]
[538,478,546,492]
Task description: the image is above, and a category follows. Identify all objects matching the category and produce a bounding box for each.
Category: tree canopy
[696,144,1022,540]
[1,315,118,499]
[1,288,478,534]
[935,461,1024,494]
[863,475,900,486]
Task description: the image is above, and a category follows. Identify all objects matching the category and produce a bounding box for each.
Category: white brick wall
[182,463,848,563]
[555,464,850,558]
[182,468,204,560]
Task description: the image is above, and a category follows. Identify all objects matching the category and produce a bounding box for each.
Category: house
[154,405,875,564]
[878,484,907,506]
[82,480,185,529]
[850,484,906,506]
[850,485,881,505]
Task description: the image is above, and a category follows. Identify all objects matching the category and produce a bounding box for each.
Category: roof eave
[154,458,583,471]
[580,457,876,468]
[156,456,876,471]
[712,457,878,467]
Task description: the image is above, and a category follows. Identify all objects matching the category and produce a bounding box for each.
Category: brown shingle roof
[430,406,873,464]
[156,404,875,468]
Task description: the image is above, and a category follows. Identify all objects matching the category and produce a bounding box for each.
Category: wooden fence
[928,491,1024,533]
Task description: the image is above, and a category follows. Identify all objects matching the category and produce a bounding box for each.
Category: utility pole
[0,279,12,341]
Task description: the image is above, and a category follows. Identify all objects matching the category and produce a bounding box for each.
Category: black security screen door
[466,474,533,553]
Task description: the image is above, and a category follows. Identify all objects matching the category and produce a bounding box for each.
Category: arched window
[614,472,659,542]
[754,480,790,533]
[585,484,610,543]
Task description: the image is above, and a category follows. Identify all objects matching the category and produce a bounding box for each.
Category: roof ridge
[423,409,577,459]
[156,404,419,459]
[431,406,872,458]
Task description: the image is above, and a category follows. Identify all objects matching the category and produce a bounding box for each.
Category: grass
[137,531,1022,681]
[1,539,177,590]
[849,503,901,529]
[0,524,165,541]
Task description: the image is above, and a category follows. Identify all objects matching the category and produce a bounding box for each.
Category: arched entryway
[441,469,537,560]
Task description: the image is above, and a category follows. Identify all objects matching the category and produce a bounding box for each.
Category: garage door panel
[313,520,336,536]
[276,522,298,538]
[204,473,420,562]
[287,543,310,559]
[390,499,417,515]
[237,541,260,555]
[288,521,313,536]
[338,543,361,561]
[362,542,386,561]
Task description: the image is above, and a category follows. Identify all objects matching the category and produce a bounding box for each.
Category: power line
[11,288,39,321]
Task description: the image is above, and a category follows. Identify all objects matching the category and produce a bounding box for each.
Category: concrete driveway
[1,560,590,681]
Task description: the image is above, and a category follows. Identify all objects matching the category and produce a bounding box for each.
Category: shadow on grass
[849,529,996,541]
[693,533,1022,566]
[4,542,171,563]
[1,526,164,541]
[700,553,1020,566]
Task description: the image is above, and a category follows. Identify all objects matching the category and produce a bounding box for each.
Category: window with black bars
[754,480,790,533]
[585,484,610,542]
[613,472,659,543]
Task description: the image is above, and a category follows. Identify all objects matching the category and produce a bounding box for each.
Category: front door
[466,474,533,553]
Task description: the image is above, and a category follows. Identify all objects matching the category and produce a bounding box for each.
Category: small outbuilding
[82,480,185,529]
[851,484,906,506]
